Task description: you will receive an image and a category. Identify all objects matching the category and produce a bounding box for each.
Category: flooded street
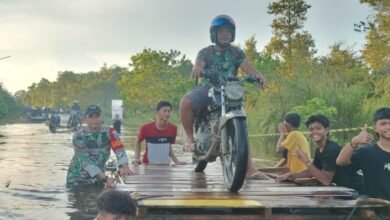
[0,123,278,220]
[0,123,100,220]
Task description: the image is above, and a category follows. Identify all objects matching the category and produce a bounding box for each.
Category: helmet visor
[211,17,234,28]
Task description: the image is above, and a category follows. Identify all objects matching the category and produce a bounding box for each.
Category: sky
[0,0,372,94]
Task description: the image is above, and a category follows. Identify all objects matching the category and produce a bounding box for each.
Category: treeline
[0,84,22,121]
[244,0,389,136]
[11,0,389,138]
[20,65,124,114]
[17,50,193,118]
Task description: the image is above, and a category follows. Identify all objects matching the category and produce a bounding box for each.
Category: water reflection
[0,123,280,220]
[0,123,103,220]
[67,186,103,220]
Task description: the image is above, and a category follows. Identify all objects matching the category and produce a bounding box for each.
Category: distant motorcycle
[67,110,81,131]
[49,114,61,133]
[192,70,260,192]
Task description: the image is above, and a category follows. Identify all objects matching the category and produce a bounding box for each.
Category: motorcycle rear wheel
[193,157,208,172]
[221,117,248,192]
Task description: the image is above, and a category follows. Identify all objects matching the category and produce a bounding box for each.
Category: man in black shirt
[337,107,390,200]
[277,114,365,194]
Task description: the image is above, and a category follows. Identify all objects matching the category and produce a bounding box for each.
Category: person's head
[210,15,235,49]
[155,101,172,122]
[96,190,136,220]
[73,100,79,105]
[84,105,102,131]
[372,107,390,140]
[305,114,330,144]
[283,113,301,131]
[114,114,120,119]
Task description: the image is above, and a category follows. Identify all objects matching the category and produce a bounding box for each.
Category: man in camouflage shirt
[179,15,267,178]
[66,105,134,188]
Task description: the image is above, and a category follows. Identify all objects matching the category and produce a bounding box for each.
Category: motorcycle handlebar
[200,70,260,85]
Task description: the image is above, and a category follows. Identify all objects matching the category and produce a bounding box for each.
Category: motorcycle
[192,70,260,192]
[49,114,61,133]
[67,110,81,131]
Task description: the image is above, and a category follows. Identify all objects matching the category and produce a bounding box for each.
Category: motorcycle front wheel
[49,125,56,133]
[221,117,248,192]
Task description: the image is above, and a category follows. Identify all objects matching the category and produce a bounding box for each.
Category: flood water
[0,122,279,220]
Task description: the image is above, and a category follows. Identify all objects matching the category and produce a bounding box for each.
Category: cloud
[0,0,371,93]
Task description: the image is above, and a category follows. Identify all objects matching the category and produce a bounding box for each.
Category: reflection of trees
[66,186,104,220]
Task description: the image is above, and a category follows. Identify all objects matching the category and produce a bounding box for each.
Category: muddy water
[0,123,102,220]
[0,123,278,220]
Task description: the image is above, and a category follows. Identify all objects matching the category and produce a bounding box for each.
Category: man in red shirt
[133,101,186,165]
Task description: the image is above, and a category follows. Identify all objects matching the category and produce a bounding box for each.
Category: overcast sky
[0,0,372,94]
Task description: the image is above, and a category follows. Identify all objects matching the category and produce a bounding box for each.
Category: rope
[248,126,372,137]
[120,126,372,139]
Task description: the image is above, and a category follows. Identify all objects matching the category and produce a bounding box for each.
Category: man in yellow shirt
[276,113,311,173]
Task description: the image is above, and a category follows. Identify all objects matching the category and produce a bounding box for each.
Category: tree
[266,0,314,75]
[243,35,259,65]
[22,65,124,116]
[118,49,192,114]
[319,43,368,85]
[0,90,9,119]
[357,0,390,71]
[0,85,21,120]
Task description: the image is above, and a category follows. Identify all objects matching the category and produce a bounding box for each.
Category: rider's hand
[254,74,266,89]
[191,69,203,78]
[191,59,206,78]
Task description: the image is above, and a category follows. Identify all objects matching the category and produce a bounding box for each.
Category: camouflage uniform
[186,45,246,111]
[198,45,246,87]
[66,126,128,187]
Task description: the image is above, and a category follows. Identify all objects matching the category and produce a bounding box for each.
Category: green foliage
[364,65,390,114]
[118,49,193,115]
[291,98,337,123]
[0,91,9,119]
[359,0,390,71]
[266,0,315,75]
[23,65,124,115]
[245,35,383,151]
[11,0,388,164]
[0,85,22,121]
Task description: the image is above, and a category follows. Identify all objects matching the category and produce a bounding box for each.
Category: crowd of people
[63,14,389,219]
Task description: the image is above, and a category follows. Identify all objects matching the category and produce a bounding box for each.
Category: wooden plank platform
[115,164,384,219]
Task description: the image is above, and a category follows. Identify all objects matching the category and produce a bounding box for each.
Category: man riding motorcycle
[179,15,267,178]
[71,100,81,112]
[68,100,81,129]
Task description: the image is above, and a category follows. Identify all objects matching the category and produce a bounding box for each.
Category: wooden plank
[135,197,361,209]
[124,180,295,187]
[139,214,369,220]
[258,167,289,174]
[114,164,389,219]
[139,199,264,208]
[117,183,355,194]
[118,190,355,200]
[132,194,348,202]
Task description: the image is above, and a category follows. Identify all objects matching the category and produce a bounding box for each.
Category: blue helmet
[209,15,236,43]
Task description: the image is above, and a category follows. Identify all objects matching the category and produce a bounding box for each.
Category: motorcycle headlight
[225,82,244,100]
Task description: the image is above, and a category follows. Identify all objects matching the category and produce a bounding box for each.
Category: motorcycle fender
[219,110,246,130]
